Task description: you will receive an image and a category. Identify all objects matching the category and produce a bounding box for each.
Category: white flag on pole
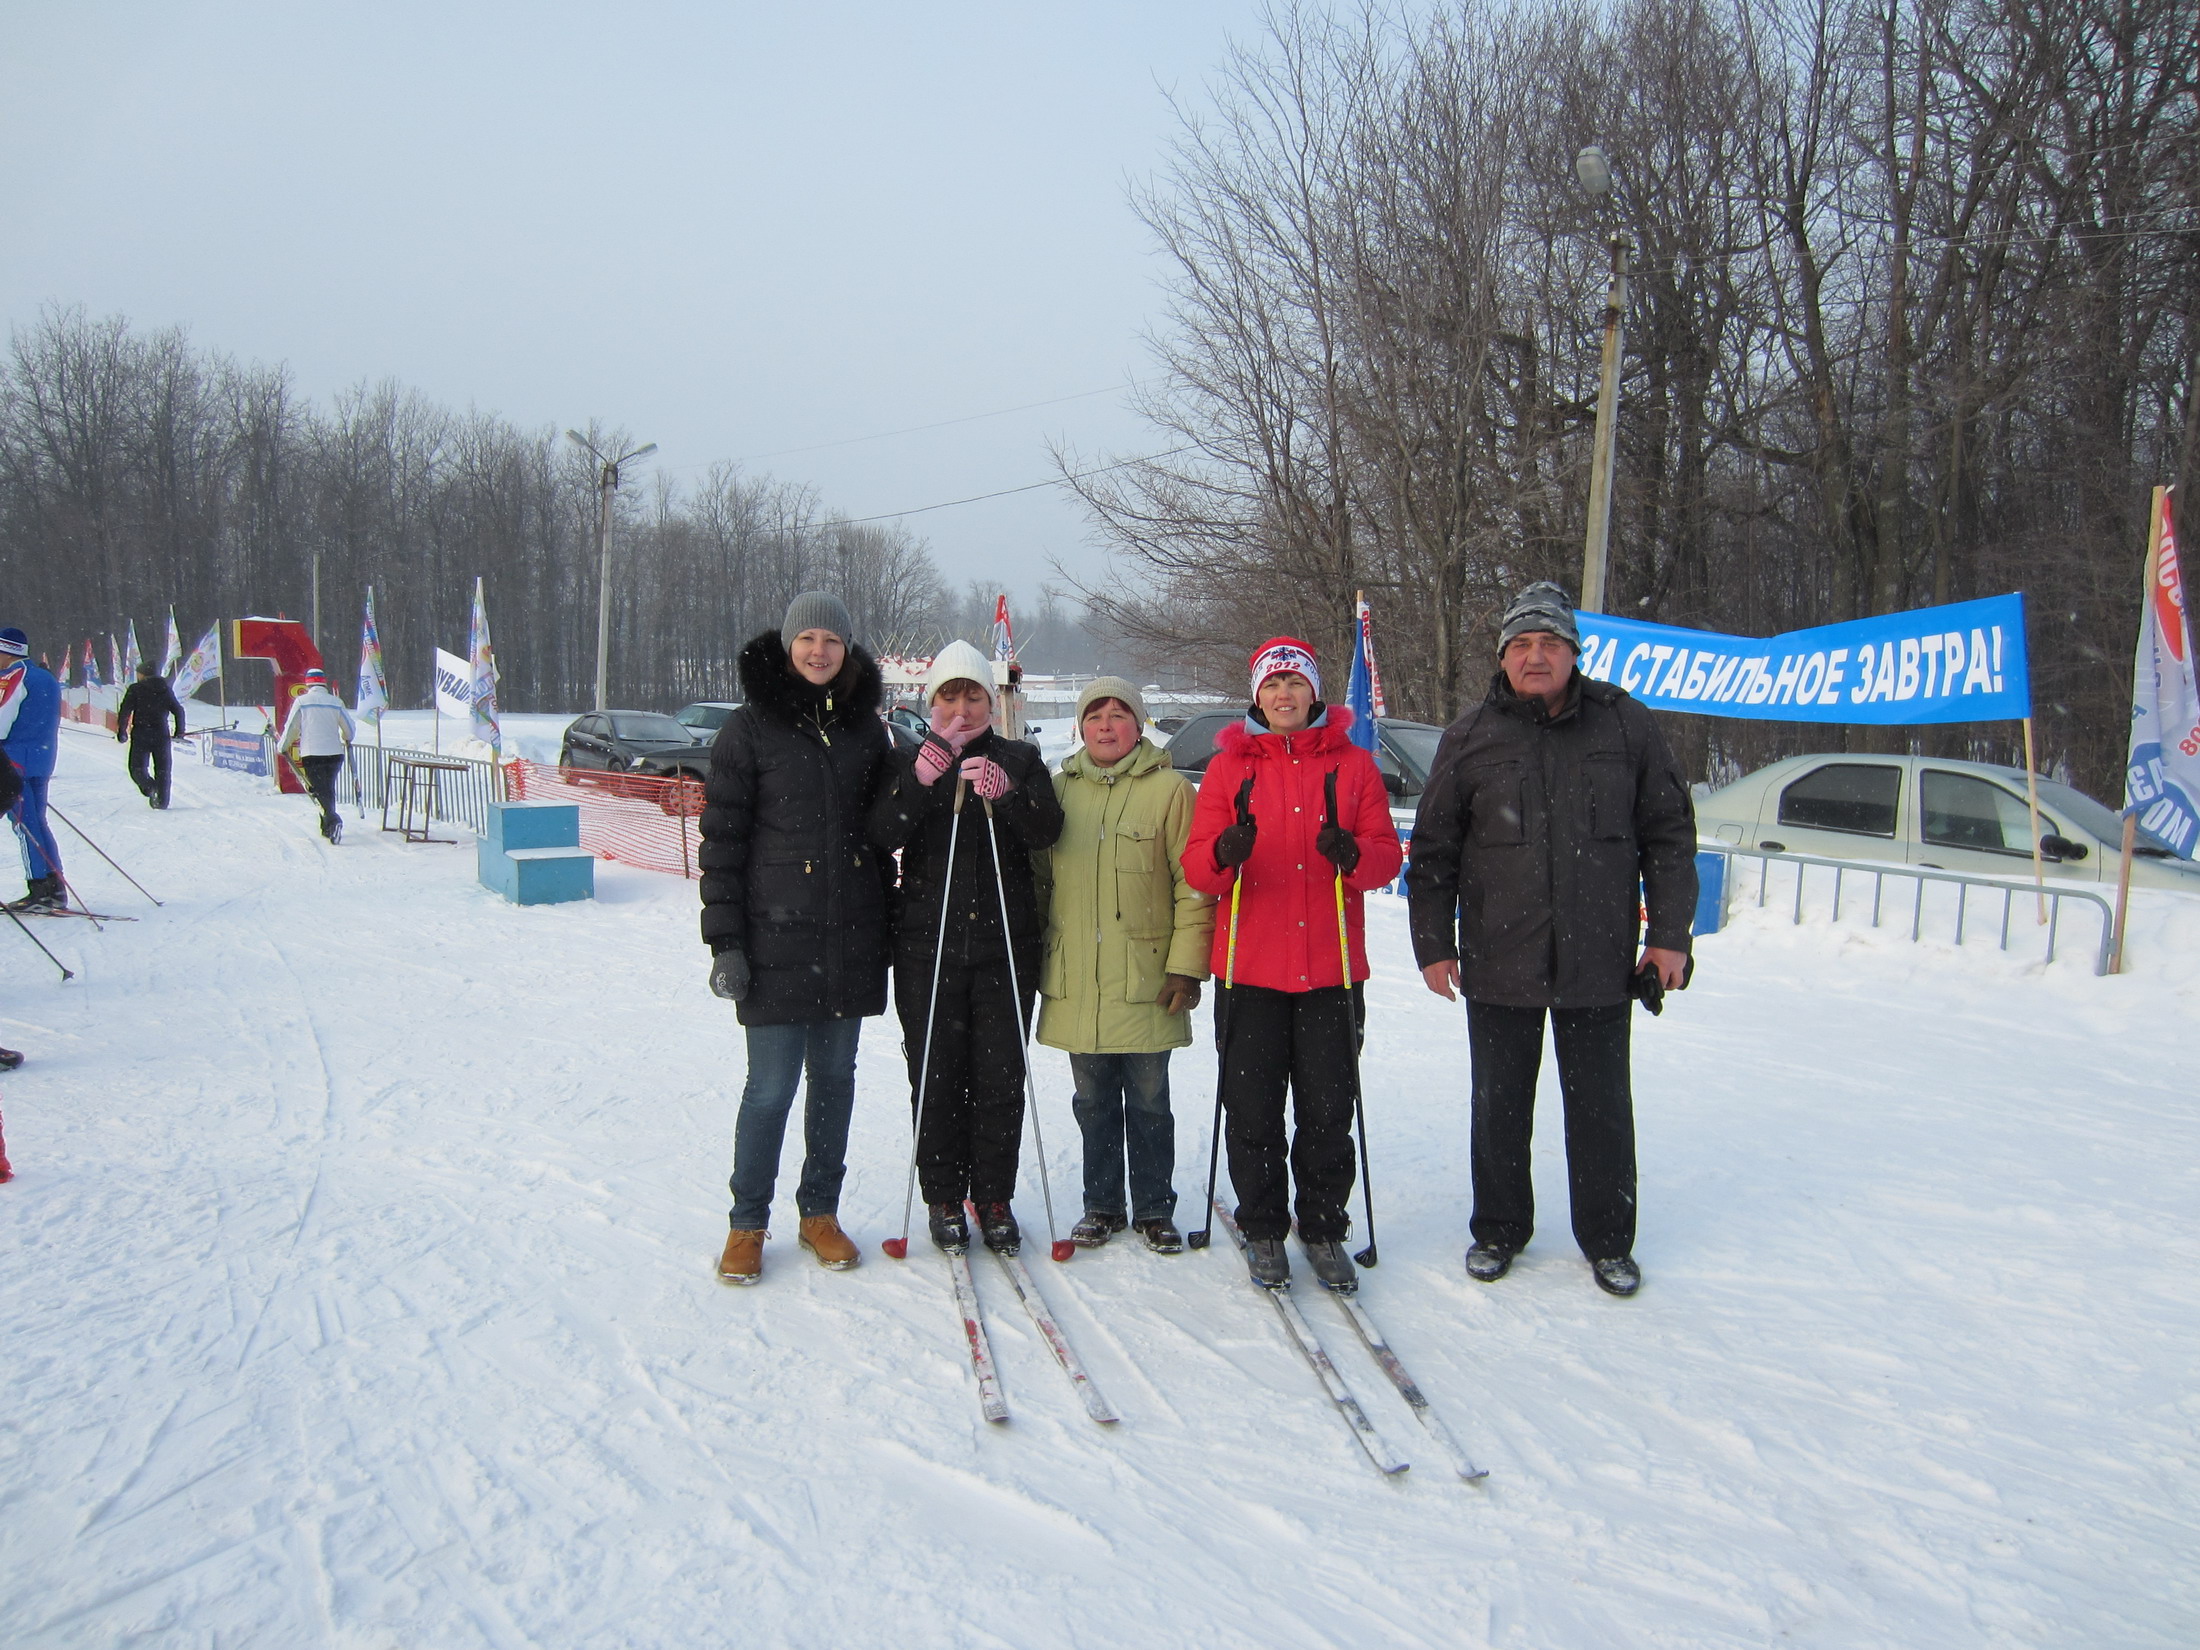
[433,648,474,722]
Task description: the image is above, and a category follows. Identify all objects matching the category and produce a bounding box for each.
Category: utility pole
[565,431,657,711]
[1575,146,1630,616]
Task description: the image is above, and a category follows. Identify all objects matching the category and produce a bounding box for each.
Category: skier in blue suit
[0,627,66,910]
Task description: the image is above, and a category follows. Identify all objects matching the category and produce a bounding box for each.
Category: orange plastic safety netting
[503,759,706,880]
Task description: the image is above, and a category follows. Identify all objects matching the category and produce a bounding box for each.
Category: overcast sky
[1,0,1271,605]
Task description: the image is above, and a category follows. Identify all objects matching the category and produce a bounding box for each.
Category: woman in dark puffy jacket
[698,592,894,1286]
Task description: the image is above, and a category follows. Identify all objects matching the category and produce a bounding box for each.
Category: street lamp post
[565,431,657,711]
[1575,145,1631,616]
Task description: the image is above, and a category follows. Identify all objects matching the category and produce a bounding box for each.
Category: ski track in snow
[3,729,2198,1648]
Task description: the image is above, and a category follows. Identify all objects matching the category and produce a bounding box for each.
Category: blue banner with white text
[1576,594,2029,724]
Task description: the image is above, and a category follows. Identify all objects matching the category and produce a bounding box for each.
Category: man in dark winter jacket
[116,662,187,809]
[1407,581,1697,1298]
[698,592,895,1286]
[868,639,1064,1257]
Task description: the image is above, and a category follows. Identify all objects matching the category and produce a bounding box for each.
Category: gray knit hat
[1075,675,1149,729]
[1498,581,1580,652]
[781,590,855,650]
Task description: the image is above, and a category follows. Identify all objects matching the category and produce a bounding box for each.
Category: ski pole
[979,792,1075,1263]
[47,807,160,907]
[2,902,74,980]
[55,873,105,931]
[882,775,967,1261]
[1326,769,1378,1269]
[1188,774,1256,1252]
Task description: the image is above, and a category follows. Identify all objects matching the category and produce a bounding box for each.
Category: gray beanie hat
[1498,581,1580,652]
[782,591,856,651]
[1075,675,1149,729]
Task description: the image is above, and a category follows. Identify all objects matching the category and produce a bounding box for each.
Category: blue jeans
[727,1018,863,1230]
[1069,1051,1177,1222]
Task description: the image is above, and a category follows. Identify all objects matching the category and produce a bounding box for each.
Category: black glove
[1629,955,1693,1016]
[1315,823,1360,874]
[710,949,751,1001]
[1215,774,1257,869]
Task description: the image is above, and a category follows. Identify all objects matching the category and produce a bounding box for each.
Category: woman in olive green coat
[1038,677,1215,1251]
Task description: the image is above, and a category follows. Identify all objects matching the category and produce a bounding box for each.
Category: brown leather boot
[717,1228,766,1285]
[798,1214,860,1271]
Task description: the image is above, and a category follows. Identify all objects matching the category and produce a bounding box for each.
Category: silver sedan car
[1695,753,2200,892]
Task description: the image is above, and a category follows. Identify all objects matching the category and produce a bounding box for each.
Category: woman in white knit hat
[868,639,1064,1255]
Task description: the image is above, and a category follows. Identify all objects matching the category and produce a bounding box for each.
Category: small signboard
[210,728,270,776]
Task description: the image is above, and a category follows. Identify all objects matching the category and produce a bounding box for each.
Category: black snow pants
[1465,999,1636,1261]
[1217,982,1361,1243]
[894,956,1033,1206]
[298,755,343,828]
[128,738,172,808]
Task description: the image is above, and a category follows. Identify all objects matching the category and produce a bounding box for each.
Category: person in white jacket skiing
[276,669,356,841]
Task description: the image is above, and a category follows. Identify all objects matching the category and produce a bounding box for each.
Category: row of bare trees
[1071,0,2198,796]
[0,306,960,710]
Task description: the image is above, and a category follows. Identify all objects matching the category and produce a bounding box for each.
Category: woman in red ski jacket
[1182,637,1402,1291]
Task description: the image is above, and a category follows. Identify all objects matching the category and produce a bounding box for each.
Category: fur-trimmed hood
[736,630,883,728]
[1214,703,1356,759]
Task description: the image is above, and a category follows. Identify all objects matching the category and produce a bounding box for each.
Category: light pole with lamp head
[565,431,657,712]
[1575,144,1631,616]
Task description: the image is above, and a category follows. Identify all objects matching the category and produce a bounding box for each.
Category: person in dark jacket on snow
[116,661,187,809]
[868,639,1064,1257]
[1181,638,1402,1293]
[1406,582,1697,1298]
[699,592,895,1286]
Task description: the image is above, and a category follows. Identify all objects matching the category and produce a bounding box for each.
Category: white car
[1694,753,2200,891]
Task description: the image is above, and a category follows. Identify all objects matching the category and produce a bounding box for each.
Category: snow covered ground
[4,728,2197,1648]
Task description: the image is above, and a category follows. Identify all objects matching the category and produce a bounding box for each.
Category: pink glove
[961,756,1012,800]
[914,737,955,787]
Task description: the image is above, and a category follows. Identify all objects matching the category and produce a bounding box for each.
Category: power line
[835,447,1196,525]
[727,382,1142,465]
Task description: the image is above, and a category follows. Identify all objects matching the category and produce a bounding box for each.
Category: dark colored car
[560,711,709,778]
[1165,709,1446,825]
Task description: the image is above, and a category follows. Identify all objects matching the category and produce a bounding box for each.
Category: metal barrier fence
[344,744,508,838]
[1705,846,2117,975]
[504,759,704,878]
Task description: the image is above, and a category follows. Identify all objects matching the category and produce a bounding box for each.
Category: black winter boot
[926,1202,969,1254]
[1591,1256,1641,1297]
[1465,1242,1516,1282]
[1134,1217,1184,1254]
[1071,1210,1126,1248]
[975,1202,1021,1255]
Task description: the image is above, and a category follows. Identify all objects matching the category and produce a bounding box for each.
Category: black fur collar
[737,631,883,727]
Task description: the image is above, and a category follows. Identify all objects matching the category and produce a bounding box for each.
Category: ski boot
[974,1201,1021,1255]
[926,1202,969,1254]
[1303,1238,1359,1294]
[11,875,63,913]
[1244,1236,1289,1289]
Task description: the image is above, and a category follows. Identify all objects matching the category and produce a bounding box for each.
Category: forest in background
[1067,0,2196,796]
